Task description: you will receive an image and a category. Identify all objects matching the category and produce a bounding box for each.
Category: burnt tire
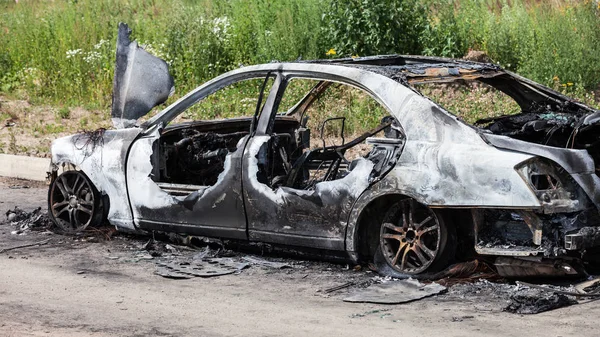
[48,170,104,233]
[375,198,456,278]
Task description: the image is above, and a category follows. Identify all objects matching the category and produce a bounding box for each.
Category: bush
[322,0,428,57]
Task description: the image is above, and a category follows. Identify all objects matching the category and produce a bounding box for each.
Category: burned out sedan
[48,24,600,278]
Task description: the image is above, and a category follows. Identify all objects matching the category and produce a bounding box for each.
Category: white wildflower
[66,49,82,59]
[83,51,102,64]
[211,16,231,40]
[94,39,108,50]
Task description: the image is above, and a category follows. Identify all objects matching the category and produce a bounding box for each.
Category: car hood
[111,22,174,129]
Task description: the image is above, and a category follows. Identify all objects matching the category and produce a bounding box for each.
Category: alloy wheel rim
[380,199,441,274]
[50,171,95,232]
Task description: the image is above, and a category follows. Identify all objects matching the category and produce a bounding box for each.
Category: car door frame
[125,70,283,239]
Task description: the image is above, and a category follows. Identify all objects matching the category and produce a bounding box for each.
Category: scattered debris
[433,260,501,286]
[8,185,30,189]
[349,308,391,318]
[191,245,235,259]
[324,282,355,293]
[517,281,600,298]
[451,315,475,322]
[0,238,51,254]
[343,278,447,304]
[242,255,291,269]
[574,277,600,294]
[449,279,591,314]
[504,287,577,314]
[3,207,53,234]
[155,258,249,279]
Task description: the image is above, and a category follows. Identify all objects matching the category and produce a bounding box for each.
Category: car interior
[152,77,405,195]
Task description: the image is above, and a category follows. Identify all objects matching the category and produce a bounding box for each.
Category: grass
[0,0,599,157]
[0,0,326,109]
[424,0,600,89]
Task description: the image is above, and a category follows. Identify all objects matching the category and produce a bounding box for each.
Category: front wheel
[375,198,455,277]
[48,170,104,233]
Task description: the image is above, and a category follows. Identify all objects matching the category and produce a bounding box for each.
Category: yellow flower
[326,48,336,56]
[561,83,567,87]
[567,82,574,86]
[552,76,559,81]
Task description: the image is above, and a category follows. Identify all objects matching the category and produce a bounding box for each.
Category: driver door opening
[153,76,275,195]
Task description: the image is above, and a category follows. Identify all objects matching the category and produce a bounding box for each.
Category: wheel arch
[345,189,475,263]
[345,187,427,261]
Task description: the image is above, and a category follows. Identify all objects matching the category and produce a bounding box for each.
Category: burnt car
[48,23,600,278]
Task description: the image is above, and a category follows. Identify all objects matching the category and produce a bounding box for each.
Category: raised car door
[125,74,276,239]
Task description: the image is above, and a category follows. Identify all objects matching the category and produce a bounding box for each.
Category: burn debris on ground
[142,238,179,257]
[447,279,593,314]
[343,278,447,304]
[504,288,577,314]
[431,260,502,286]
[3,206,53,234]
[155,257,249,279]
[242,255,291,269]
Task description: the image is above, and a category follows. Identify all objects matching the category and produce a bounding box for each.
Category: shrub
[322,0,428,57]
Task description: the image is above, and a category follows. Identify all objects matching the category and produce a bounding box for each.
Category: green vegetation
[0,0,325,108]
[0,0,599,135]
[424,0,600,89]
[417,83,522,124]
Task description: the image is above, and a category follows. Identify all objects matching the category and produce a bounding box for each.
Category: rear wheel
[375,198,455,277]
[48,170,103,233]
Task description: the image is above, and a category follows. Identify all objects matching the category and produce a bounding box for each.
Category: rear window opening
[413,81,521,126]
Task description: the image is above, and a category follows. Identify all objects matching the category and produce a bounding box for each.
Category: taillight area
[515,158,588,213]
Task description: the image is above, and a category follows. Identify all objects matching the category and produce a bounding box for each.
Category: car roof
[304,54,503,84]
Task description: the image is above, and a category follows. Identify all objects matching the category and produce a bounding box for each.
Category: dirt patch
[0,96,111,157]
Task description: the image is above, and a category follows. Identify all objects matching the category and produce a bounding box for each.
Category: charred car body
[48,23,600,278]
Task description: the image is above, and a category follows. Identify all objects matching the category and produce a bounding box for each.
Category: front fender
[50,128,142,230]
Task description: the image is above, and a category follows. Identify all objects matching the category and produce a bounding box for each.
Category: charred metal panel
[565,227,600,250]
[111,23,174,128]
[484,133,600,210]
[243,136,373,250]
[494,257,581,278]
[125,127,248,238]
[50,128,142,230]
[483,134,595,174]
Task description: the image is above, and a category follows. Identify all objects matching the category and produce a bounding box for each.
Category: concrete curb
[0,154,50,181]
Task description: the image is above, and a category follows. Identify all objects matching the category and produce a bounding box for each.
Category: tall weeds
[0,0,598,110]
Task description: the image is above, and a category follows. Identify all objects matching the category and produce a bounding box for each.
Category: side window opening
[256,78,404,191]
[154,76,275,192]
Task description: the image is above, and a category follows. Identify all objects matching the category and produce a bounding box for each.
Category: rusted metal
[515,211,543,245]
